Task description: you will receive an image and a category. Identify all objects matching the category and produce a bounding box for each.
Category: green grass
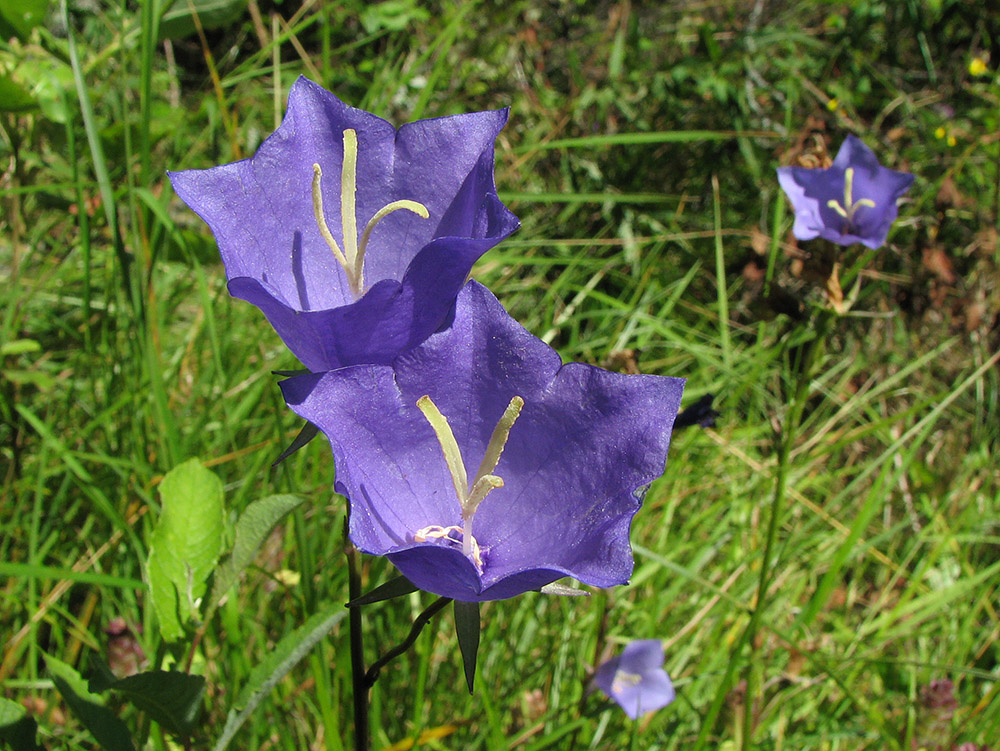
[2,1,999,749]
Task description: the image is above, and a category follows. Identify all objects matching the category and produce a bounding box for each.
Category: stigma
[413,524,485,571]
[312,129,430,299]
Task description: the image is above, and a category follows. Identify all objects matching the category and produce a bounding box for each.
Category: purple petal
[831,134,881,173]
[776,134,914,249]
[280,282,685,601]
[594,640,675,720]
[169,76,518,371]
[619,639,665,674]
[612,670,675,720]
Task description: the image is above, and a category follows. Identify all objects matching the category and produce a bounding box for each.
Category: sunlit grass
[1,1,998,750]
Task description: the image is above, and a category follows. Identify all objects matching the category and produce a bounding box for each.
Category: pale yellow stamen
[416,396,469,504]
[312,165,347,268]
[611,670,643,694]
[355,200,430,291]
[311,129,430,299]
[826,167,877,224]
[416,395,524,564]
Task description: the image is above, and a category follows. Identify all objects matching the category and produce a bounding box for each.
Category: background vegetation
[1,0,998,748]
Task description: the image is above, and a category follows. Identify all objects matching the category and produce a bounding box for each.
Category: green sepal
[539,581,589,596]
[347,575,418,607]
[454,601,480,694]
[271,421,320,467]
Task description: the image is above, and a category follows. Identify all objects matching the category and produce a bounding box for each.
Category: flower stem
[345,517,369,751]
[740,309,833,747]
[364,597,452,689]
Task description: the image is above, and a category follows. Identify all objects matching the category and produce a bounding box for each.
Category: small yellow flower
[947,135,957,147]
[274,569,301,586]
[826,97,839,112]
[969,57,988,76]
[935,126,946,140]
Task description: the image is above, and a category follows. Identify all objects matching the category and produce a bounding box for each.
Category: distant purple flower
[594,640,675,720]
[280,282,685,602]
[169,77,519,372]
[777,135,914,249]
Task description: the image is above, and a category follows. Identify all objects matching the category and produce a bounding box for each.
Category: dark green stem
[364,597,451,689]
[346,526,368,751]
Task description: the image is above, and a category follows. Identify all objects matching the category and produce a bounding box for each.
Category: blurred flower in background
[594,640,675,719]
[968,56,989,76]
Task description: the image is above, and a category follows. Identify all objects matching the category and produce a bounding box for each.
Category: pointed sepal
[347,575,419,607]
[454,600,480,694]
[272,421,320,467]
[539,581,589,596]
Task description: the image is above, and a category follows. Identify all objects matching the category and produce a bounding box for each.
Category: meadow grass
[1,1,998,749]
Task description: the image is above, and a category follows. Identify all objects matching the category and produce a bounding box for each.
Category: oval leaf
[146,458,225,642]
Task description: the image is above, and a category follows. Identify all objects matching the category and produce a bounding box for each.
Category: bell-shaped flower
[777,134,914,249]
[169,77,519,371]
[594,640,675,719]
[279,282,684,602]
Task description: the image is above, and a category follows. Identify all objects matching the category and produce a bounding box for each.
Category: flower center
[611,670,643,694]
[826,166,877,226]
[415,394,524,570]
[311,129,430,299]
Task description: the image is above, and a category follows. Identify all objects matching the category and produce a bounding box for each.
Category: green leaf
[0,697,41,751]
[212,607,348,751]
[347,575,418,607]
[207,494,305,610]
[0,49,74,123]
[454,601,480,694]
[44,655,135,751]
[158,0,247,40]
[0,0,48,39]
[146,458,225,642]
[87,662,205,739]
[1,369,56,390]
[359,0,430,33]
[0,75,36,113]
[0,339,41,356]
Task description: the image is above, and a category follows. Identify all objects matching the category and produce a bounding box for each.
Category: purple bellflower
[280,282,685,602]
[594,640,675,720]
[777,134,914,249]
[169,77,519,372]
